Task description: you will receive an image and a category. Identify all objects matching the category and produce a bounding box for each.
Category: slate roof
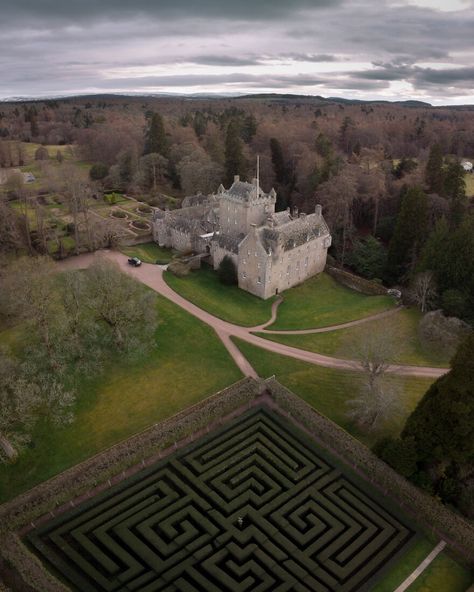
[260,213,330,252]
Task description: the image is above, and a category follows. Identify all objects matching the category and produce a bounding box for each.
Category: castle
[153,176,331,300]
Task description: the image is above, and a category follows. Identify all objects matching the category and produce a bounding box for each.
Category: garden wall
[326,265,389,296]
[266,377,474,566]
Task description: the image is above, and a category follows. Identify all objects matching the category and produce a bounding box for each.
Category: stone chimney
[234,175,240,183]
[293,206,299,217]
[315,204,322,218]
[299,212,306,218]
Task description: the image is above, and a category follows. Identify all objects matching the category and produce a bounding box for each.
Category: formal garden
[26,408,422,592]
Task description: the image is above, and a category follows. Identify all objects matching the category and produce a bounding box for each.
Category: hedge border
[265,377,474,566]
[1,376,473,592]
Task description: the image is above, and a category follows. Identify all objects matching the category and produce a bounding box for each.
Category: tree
[84,258,157,353]
[0,352,40,462]
[270,138,288,185]
[400,331,474,511]
[425,144,444,193]
[374,436,418,477]
[89,162,109,181]
[241,114,257,143]
[393,157,417,179]
[137,153,168,191]
[346,378,402,431]
[177,150,222,195]
[349,236,386,280]
[386,186,428,281]
[35,146,49,161]
[346,328,399,390]
[443,161,466,228]
[144,112,169,157]
[217,256,238,286]
[409,271,437,312]
[224,120,246,186]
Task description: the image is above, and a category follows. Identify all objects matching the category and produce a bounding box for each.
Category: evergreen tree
[224,120,246,186]
[402,331,474,466]
[424,144,444,193]
[144,112,169,157]
[217,255,237,285]
[443,161,466,229]
[241,114,257,143]
[269,138,288,185]
[349,236,387,280]
[386,186,428,281]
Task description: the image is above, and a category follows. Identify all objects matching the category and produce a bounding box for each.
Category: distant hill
[237,93,432,108]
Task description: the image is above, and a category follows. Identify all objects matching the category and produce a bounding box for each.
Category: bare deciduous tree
[409,271,437,313]
[346,378,403,431]
[84,258,157,353]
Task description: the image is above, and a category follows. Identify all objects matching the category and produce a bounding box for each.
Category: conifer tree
[269,138,287,185]
[424,143,444,193]
[144,112,169,157]
[402,331,474,466]
[443,161,466,229]
[386,186,428,281]
[224,120,246,186]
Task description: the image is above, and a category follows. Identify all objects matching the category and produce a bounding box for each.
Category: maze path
[27,408,417,592]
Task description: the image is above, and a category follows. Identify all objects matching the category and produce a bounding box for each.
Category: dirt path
[255,305,404,334]
[59,251,447,380]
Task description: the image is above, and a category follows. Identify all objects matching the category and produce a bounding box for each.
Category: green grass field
[0,293,242,503]
[164,266,275,327]
[120,242,174,264]
[269,273,395,330]
[258,307,451,368]
[233,338,435,447]
[165,267,394,329]
[371,539,472,592]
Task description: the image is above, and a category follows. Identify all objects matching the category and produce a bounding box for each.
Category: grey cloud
[3,0,342,23]
[189,55,262,66]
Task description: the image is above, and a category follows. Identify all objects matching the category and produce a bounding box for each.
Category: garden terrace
[27,408,418,592]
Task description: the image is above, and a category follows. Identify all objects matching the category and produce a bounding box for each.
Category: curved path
[58,251,447,381]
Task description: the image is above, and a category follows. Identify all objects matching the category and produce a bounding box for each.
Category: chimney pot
[234,175,240,183]
[315,204,322,217]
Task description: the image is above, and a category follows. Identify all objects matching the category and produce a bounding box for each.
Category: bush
[89,163,109,181]
[131,220,149,230]
[168,260,191,278]
[418,310,470,358]
[374,437,418,477]
[441,289,471,320]
[217,256,237,285]
[349,236,387,280]
[111,209,126,219]
[34,146,49,161]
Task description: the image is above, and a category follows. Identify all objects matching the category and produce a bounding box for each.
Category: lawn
[164,267,394,329]
[120,242,174,264]
[269,272,395,330]
[258,307,451,368]
[233,339,435,447]
[0,293,242,503]
[164,265,275,327]
[371,539,472,592]
[407,550,473,592]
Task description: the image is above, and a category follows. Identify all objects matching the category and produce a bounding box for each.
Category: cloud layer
[1,0,474,104]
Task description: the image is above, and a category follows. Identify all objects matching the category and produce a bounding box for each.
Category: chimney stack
[315,204,322,218]
[234,175,240,183]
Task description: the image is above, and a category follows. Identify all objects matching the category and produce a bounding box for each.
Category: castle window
[257,276,262,284]
[305,257,308,267]
[287,265,290,275]
[242,272,247,279]
[243,259,247,265]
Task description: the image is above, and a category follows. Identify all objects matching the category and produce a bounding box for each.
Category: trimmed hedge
[266,377,474,565]
[0,378,260,592]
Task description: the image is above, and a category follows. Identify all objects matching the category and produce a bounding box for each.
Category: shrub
[34,146,49,161]
[111,209,126,219]
[131,220,149,230]
[217,256,237,285]
[89,163,109,181]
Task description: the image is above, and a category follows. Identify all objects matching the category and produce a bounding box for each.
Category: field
[164,268,394,329]
[259,308,451,368]
[0,293,242,502]
[120,242,174,264]
[233,339,435,447]
[164,266,275,327]
[27,407,420,592]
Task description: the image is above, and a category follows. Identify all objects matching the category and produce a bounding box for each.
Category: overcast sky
[1,0,474,104]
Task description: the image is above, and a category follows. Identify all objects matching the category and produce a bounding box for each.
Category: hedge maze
[27,408,417,591]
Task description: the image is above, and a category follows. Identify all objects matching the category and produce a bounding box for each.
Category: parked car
[127,257,142,267]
